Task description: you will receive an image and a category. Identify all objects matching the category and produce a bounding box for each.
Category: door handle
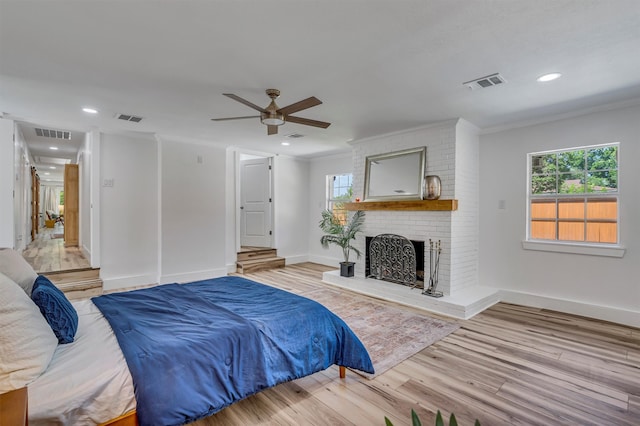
[240,206,244,209]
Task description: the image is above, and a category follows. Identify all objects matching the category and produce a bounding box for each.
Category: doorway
[238,154,273,249]
[17,123,94,274]
[22,164,88,273]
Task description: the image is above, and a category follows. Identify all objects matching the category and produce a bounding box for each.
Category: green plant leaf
[410,409,422,426]
[318,209,365,262]
[384,416,394,426]
[474,420,481,426]
[449,413,458,426]
[435,410,444,426]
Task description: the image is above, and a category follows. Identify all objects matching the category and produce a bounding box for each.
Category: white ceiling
[1,0,640,165]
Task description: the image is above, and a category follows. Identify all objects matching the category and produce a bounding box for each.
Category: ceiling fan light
[261,112,285,126]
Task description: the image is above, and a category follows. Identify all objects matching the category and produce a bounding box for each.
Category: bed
[0,250,374,426]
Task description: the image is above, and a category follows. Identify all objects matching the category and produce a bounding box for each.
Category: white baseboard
[226,263,237,274]
[307,254,341,267]
[102,274,158,292]
[284,254,309,265]
[160,268,228,285]
[499,290,640,328]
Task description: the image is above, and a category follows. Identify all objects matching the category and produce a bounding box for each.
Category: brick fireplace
[322,119,499,319]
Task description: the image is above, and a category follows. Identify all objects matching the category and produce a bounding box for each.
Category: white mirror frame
[363,147,426,201]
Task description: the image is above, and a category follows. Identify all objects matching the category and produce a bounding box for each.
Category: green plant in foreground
[384,409,480,426]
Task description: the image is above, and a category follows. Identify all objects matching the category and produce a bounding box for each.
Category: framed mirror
[363,147,426,201]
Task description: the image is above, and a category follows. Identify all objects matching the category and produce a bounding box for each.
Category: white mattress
[28,299,136,425]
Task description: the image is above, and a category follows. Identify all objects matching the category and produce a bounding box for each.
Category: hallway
[22,223,90,273]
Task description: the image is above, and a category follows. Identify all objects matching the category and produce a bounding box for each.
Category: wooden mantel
[343,199,458,211]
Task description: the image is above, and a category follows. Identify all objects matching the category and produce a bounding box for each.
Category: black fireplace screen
[365,234,424,287]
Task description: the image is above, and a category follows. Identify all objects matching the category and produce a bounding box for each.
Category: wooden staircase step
[43,268,99,283]
[237,248,278,262]
[55,279,103,300]
[236,256,285,274]
[44,268,103,300]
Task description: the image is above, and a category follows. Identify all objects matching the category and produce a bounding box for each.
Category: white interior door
[240,157,272,248]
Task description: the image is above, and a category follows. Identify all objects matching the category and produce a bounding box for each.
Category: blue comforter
[92,276,374,426]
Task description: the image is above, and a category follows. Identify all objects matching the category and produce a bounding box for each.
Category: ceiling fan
[211,89,331,135]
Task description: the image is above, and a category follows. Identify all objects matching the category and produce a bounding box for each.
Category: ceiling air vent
[463,73,506,90]
[116,113,143,123]
[35,128,71,140]
[286,133,305,139]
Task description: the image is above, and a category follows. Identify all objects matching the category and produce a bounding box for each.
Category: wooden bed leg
[339,366,346,379]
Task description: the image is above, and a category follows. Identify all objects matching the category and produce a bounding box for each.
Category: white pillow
[0,248,38,295]
[0,272,58,393]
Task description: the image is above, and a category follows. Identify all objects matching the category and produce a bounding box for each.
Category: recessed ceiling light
[281,142,290,146]
[49,146,58,150]
[49,166,56,169]
[537,72,562,82]
[83,107,98,114]
[44,172,50,175]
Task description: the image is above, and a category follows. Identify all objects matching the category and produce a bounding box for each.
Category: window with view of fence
[528,144,618,244]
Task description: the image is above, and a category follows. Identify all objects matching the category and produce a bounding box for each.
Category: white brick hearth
[322,270,499,319]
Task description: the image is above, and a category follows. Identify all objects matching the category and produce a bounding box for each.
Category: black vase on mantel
[424,175,442,200]
[340,262,355,277]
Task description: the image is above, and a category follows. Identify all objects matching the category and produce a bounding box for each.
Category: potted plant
[319,209,365,277]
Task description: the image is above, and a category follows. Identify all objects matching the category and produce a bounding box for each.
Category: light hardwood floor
[22,224,90,273]
[187,263,640,426]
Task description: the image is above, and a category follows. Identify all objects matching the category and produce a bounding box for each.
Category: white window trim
[327,173,353,210]
[522,240,625,258]
[525,142,622,257]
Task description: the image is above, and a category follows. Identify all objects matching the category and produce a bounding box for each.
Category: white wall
[89,130,101,268]
[224,148,237,271]
[272,155,310,263]
[100,133,159,290]
[0,119,14,248]
[78,132,92,261]
[160,138,227,283]
[307,152,353,266]
[13,124,31,251]
[479,104,640,326]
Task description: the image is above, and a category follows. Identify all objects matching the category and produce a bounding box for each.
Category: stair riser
[237,250,278,262]
[43,268,103,300]
[64,286,103,300]
[44,269,100,283]
[237,259,285,274]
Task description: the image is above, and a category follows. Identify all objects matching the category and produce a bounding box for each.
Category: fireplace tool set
[423,239,443,298]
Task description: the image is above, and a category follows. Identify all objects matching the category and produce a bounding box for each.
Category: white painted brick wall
[348,119,479,295]
[450,119,480,293]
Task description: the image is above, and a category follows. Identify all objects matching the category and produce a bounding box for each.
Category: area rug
[299,286,460,379]
[51,233,64,239]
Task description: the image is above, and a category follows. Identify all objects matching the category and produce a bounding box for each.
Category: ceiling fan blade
[285,115,331,129]
[267,125,278,135]
[211,115,260,121]
[277,96,322,115]
[223,93,266,112]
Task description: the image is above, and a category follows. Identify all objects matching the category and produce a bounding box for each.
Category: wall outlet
[103,178,114,187]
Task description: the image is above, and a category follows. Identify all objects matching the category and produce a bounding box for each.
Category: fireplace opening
[365,235,425,288]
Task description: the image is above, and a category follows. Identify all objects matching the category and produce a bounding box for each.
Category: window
[327,173,353,224]
[528,143,619,245]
